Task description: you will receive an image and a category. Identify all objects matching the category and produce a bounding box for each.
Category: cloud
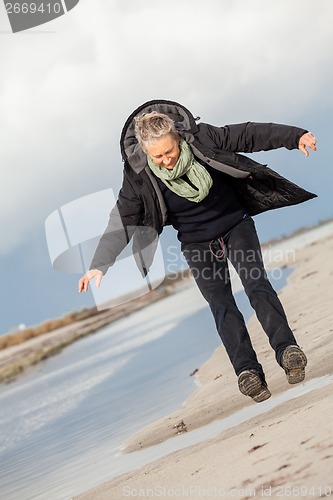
[0,0,332,255]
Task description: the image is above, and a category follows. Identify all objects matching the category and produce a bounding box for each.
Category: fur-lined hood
[120,99,200,174]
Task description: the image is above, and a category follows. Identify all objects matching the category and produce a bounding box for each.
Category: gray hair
[134,111,179,152]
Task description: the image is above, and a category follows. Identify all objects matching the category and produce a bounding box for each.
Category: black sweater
[155,165,246,243]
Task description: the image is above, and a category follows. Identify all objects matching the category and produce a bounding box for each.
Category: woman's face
[145,134,180,169]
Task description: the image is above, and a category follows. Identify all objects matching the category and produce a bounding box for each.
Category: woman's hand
[299,132,317,157]
[78,269,103,293]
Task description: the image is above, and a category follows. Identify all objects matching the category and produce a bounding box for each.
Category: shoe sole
[282,346,307,384]
[238,371,271,403]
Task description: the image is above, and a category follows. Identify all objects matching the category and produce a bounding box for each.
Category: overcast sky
[0,0,332,333]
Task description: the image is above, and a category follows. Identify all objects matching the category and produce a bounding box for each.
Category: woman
[79,100,317,403]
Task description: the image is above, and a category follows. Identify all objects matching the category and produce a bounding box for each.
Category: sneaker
[238,369,271,403]
[281,345,307,384]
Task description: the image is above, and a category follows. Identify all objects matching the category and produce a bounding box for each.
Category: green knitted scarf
[147,139,212,203]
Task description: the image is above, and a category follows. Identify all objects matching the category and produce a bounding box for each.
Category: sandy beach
[74,223,333,499]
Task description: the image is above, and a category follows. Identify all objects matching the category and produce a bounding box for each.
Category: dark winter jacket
[90,99,316,276]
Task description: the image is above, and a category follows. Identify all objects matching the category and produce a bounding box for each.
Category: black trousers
[181,217,297,376]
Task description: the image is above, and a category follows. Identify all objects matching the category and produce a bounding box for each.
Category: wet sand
[75,224,333,499]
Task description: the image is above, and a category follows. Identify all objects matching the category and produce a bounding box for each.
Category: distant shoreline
[0,269,193,384]
[261,215,333,248]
